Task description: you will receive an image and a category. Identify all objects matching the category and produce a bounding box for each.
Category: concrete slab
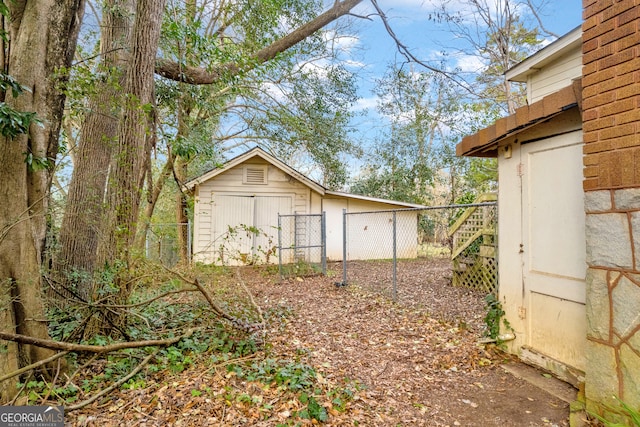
[501,361,578,404]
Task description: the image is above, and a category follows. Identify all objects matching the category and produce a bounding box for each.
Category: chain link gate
[278,212,326,278]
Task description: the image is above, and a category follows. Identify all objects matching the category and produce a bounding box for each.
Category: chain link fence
[145,222,191,267]
[148,199,496,298]
[278,213,326,277]
[341,199,497,302]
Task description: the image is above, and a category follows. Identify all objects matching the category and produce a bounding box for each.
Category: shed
[185,147,426,265]
[457,27,586,384]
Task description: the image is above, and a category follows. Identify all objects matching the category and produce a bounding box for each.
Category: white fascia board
[506,26,582,83]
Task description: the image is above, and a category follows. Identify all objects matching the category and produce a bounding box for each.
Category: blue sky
[342,0,583,143]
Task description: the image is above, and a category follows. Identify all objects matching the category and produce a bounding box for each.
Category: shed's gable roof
[185,147,429,209]
[184,147,327,194]
[324,190,428,209]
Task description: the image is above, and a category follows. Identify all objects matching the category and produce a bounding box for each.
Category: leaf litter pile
[66,258,571,426]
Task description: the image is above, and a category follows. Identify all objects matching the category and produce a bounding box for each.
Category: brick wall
[582,0,640,191]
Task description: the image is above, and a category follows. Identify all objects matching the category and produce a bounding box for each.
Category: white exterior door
[521,131,587,371]
[211,195,254,264]
[211,194,291,264]
[254,196,292,263]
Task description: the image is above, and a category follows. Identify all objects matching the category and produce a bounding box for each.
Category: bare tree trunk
[55,0,134,302]
[94,0,166,334]
[0,0,84,402]
[174,156,190,263]
[173,0,196,266]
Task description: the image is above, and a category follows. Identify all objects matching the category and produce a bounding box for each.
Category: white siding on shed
[323,197,419,261]
[192,158,314,264]
[188,148,424,266]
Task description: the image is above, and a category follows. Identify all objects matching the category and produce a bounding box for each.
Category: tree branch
[525,0,559,38]
[368,0,473,95]
[0,351,69,384]
[162,265,265,339]
[154,0,363,84]
[161,265,235,322]
[66,347,162,411]
[0,329,195,354]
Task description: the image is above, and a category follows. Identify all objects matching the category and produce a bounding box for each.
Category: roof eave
[183,147,327,195]
[506,26,582,83]
[324,190,429,209]
[457,79,582,158]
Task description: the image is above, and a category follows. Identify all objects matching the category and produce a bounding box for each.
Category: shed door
[521,131,586,370]
[254,196,292,262]
[211,194,291,264]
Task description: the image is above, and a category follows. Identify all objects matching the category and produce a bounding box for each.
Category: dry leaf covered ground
[68,258,573,426]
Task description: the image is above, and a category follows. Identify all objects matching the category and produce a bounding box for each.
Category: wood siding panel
[208,163,310,209]
[192,159,320,263]
[529,47,582,102]
[323,197,419,261]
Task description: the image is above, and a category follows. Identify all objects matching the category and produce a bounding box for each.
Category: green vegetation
[593,397,640,427]
[483,293,514,346]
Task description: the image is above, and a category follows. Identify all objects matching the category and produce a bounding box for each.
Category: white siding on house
[528,45,582,102]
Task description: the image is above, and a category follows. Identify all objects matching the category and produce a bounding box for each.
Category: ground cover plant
[5,259,577,426]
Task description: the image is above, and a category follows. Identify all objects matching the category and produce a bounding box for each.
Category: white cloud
[351,96,378,112]
[260,82,289,103]
[453,53,487,73]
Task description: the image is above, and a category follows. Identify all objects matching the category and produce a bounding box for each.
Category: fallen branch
[162,265,265,338]
[63,353,99,391]
[161,265,235,323]
[0,329,195,354]
[41,357,64,403]
[196,353,260,380]
[235,269,266,343]
[0,351,69,384]
[66,347,162,411]
[103,287,199,309]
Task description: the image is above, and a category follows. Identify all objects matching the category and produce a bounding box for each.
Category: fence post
[278,213,283,278]
[321,211,327,275]
[392,210,397,301]
[342,208,347,285]
[145,228,150,259]
[187,221,192,264]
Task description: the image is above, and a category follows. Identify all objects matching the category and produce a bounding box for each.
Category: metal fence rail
[342,199,498,301]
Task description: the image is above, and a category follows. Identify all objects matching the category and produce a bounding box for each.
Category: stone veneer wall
[582,0,640,421]
[584,190,640,414]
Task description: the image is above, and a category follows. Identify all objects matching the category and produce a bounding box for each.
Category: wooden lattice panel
[449,194,498,294]
[452,252,498,294]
